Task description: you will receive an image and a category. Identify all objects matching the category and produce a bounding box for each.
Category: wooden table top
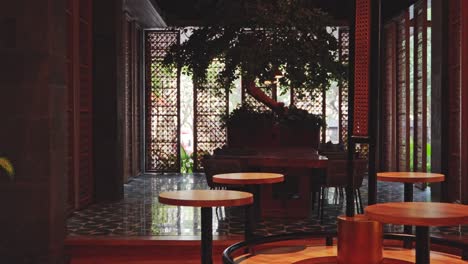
[213,147,328,169]
[213,172,284,185]
[365,202,468,226]
[158,190,253,207]
[376,172,445,183]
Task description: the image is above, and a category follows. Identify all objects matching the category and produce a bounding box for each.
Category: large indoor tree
[163,0,346,114]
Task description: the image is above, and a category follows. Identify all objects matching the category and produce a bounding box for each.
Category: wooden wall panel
[396,12,411,172]
[382,23,397,171]
[461,0,468,204]
[447,0,462,202]
[134,26,143,176]
[66,0,93,210]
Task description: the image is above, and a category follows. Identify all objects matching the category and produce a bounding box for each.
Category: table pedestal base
[201,207,213,264]
[415,226,430,264]
[337,215,383,264]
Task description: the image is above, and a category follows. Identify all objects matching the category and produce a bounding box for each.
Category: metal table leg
[403,183,414,248]
[201,207,213,264]
[415,226,430,264]
[252,185,261,222]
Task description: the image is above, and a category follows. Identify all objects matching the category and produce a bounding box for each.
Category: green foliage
[222,103,324,129]
[0,157,14,181]
[163,0,346,96]
[221,103,275,128]
[180,145,194,173]
[279,106,326,129]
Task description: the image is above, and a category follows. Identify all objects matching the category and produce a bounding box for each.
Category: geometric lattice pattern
[382,23,396,171]
[413,0,428,172]
[338,27,350,147]
[243,82,274,112]
[396,12,411,172]
[145,31,180,172]
[292,88,326,143]
[194,60,229,171]
[353,0,371,137]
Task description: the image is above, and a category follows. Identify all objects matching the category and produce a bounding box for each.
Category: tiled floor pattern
[67,173,468,238]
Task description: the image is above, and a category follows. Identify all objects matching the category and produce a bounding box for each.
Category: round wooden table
[213,173,284,241]
[377,172,445,245]
[377,172,444,202]
[159,190,253,264]
[365,202,468,264]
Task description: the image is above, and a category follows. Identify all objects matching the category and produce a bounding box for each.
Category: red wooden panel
[448,0,462,202]
[396,12,411,172]
[123,15,133,182]
[461,0,468,204]
[353,0,371,137]
[134,26,142,176]
[77,0,93,208]
[382,23,397,171]
[66,2,75,213]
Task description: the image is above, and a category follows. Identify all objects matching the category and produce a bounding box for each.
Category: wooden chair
[318,159,368,223]
[201,156,244,220]
[200,156,243,190]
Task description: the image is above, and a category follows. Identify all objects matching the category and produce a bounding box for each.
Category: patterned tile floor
[67,173,468,238]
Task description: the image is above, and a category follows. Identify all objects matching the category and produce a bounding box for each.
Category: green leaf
[0,157,14,181]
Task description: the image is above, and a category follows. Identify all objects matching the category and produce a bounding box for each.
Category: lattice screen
[145,31,180,172]
[382,23,397,171]
[396,12,410,172]
[338,27,350,147]
[353,0,371,137]
[413,0,428,172]
[292,89,326,143]
[194,61,229,171]
[242,82,274,112]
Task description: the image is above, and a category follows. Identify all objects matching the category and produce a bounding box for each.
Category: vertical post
[368,0,382,206]
[346,0,356,217]
[461,0,468,204]
[403,182,414,247]
[415,226,430,264]
[201,207,213,264]
[431,0,449,202]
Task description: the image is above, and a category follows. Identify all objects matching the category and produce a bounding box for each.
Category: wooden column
[431,0,449,202]
[0,0,67,262]
[381,23,397,172]
[461,0,468,204]
[93,0,125,201]
[446,0,462,203]
[368,0,382,206]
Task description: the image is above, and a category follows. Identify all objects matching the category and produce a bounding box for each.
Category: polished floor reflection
[67,173,468,238]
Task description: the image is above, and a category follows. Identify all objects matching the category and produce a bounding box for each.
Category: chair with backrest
[318,159,368,223]
[201,156,243,190]
[201,156,243,220]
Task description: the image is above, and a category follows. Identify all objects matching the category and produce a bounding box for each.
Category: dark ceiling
[154,0,416,26]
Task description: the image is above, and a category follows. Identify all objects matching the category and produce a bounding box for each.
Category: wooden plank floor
[235,245,466,264]
[67,235,466,264]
